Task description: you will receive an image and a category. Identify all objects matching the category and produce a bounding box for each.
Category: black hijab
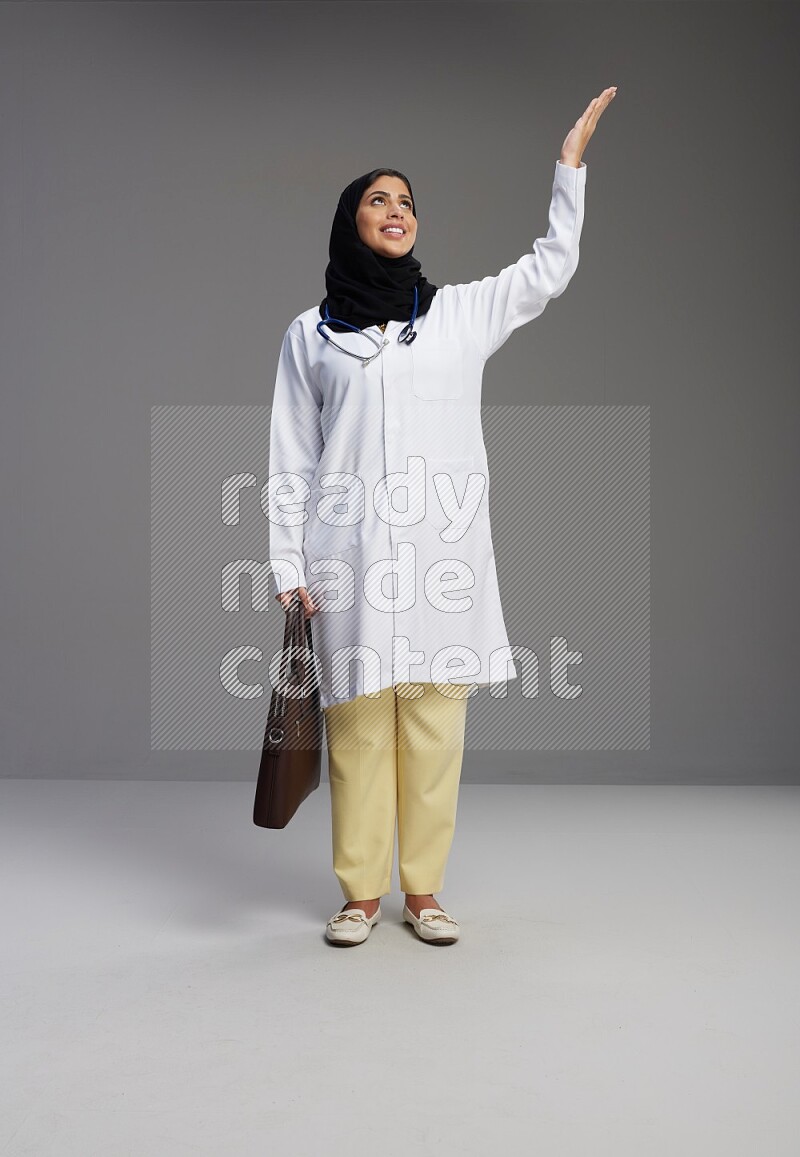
[319,167,438,333]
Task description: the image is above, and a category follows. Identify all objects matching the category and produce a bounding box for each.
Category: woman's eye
[371,196,413,210]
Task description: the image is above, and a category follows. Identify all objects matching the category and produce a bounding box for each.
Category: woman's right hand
[275,586,318,617]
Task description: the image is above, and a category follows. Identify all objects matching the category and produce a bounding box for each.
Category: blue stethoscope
[317,284,419,367]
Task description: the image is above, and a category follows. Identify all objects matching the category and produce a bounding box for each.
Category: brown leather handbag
[253,593,324,829]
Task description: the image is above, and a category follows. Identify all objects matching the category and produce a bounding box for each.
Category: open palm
[561,87,617,165]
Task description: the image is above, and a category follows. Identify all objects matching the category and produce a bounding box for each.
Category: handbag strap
[273,592,316,719]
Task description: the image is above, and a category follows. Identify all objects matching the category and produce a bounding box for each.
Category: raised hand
[560,86,617,167]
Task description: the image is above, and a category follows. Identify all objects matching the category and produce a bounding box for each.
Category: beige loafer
[325,905,381,946]
[403,904,460,945]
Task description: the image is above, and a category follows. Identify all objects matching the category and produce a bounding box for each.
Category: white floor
[1,779,798,1156]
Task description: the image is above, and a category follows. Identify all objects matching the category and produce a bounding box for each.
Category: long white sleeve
[454,159,586,360]
[268,325,324,596]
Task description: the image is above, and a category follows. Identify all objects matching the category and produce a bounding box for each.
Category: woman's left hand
[560,87,617,167]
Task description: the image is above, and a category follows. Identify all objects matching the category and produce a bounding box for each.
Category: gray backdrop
[3,1,798,783]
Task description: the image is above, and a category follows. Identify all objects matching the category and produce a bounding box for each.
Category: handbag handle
[271,592,316,726]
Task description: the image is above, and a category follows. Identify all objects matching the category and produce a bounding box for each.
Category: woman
[268,87,617,946]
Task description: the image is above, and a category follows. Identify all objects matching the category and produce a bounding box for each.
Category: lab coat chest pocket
[411,341,464,400]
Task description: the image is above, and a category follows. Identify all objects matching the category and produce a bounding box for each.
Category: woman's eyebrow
[367,190,413,200]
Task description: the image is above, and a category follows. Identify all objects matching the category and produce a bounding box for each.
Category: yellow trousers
[323,683,470,901]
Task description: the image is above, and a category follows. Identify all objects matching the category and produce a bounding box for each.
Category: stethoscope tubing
[317,284,419,366]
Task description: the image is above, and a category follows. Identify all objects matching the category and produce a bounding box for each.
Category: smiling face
[355,175,418,257]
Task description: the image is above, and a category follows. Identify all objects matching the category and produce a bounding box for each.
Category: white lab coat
[269,159,587,709]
